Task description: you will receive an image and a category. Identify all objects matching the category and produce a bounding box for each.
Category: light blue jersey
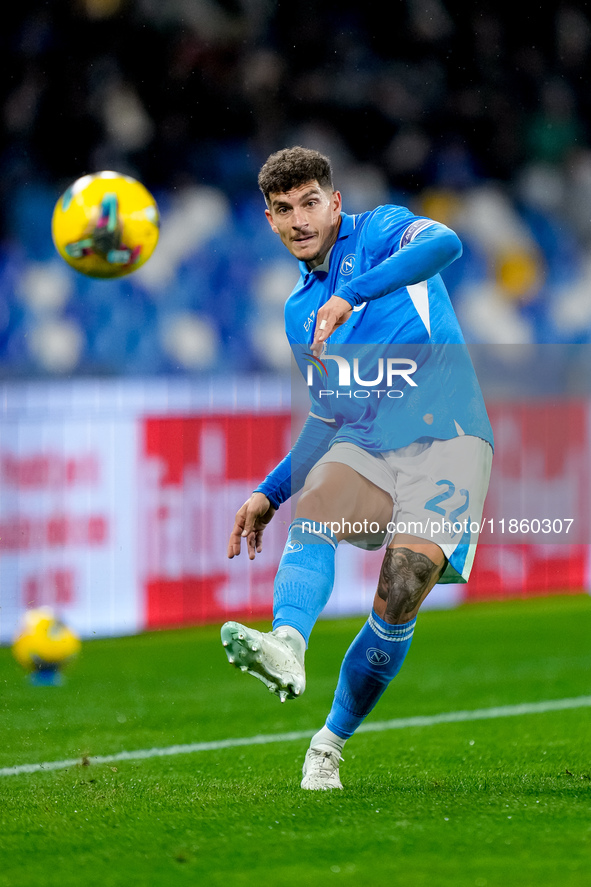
[285,207,493,452]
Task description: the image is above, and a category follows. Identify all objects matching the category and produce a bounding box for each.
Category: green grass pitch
[0,595,589,887]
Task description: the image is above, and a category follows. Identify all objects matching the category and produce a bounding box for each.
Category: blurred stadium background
[1,0,591,642]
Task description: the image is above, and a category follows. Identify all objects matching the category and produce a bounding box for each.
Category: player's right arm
[336,218,461,308]
[313,216,462,346]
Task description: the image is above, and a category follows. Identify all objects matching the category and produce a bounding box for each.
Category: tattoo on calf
[377,547,442,622]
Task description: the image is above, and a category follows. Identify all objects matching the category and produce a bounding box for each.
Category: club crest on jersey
[366,648,391,666]
[340,255,355,275]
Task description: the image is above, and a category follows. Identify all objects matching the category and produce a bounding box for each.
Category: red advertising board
[141,413,292,628]
[467,401,589,599]
[140,401,590,629]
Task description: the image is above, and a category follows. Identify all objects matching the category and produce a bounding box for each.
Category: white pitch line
[1,695,590,778]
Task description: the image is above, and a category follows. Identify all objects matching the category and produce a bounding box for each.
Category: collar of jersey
[298,212,355,277]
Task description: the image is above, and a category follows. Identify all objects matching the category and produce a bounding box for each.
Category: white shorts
[312,435,493,583]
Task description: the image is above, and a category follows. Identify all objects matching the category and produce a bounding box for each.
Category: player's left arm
[312,222,461,351]
[227,412,336,560]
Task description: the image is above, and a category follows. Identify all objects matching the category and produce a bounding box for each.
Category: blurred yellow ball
[51,171,159,279]
[12,607,81,672]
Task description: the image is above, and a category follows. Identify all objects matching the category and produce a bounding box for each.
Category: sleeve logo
[285,540,304,553]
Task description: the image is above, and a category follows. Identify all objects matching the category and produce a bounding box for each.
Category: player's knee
[296,486,331,522]
[377,547,440,622]
[295,486,350,539]
[297,487,326,517]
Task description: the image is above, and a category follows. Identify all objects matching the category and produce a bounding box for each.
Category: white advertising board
[0,406,139,642]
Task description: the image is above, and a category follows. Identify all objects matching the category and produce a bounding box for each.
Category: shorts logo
[340,255,355,275]
[366,648,391,666]
[285,541,303,553]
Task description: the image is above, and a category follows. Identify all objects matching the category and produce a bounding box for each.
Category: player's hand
[311,295,353,356]
[227,492,276,560]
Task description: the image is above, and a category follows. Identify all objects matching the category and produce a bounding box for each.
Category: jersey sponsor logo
[352,302,367,312]
[340,255,356,275]
[366,648,391,666]
[285,540,303,553]
[304,310,315,333]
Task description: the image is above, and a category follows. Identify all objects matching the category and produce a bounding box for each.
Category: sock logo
[366,648,391,666]
[285,540,303,553]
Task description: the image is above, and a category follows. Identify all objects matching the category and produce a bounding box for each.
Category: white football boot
[220,621,306,703]
[301,747,344,790]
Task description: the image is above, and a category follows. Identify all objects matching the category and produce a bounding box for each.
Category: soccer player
[222,146,493,790]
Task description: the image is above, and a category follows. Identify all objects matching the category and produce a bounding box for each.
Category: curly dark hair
[258,147,334,203]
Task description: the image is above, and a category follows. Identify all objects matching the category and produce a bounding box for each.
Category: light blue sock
[326,610,416,739]
[272,518,338,645]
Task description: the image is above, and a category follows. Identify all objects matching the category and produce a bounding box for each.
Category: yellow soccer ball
[12,607,81,672]
[51,171,160,278]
